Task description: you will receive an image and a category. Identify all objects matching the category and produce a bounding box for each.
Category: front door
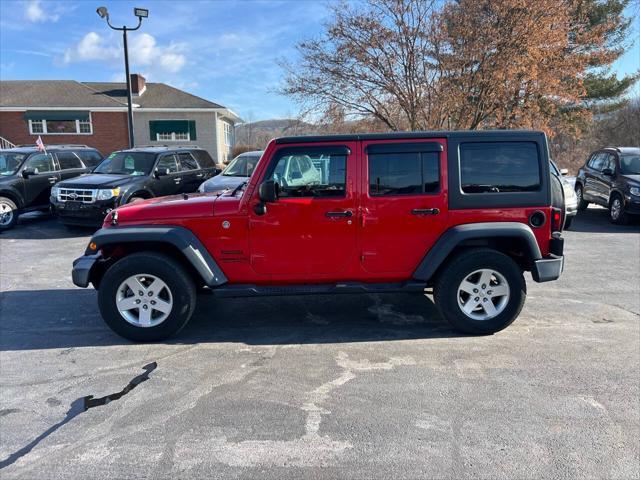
[359,140,449,275]
[153,154,182,197]
[249,143,358,278]
[22,153,59,207]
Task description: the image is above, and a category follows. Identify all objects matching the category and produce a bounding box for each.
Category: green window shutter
[188,120,197,140]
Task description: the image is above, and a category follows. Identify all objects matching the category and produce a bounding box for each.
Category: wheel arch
[123,188,153,203]
[0,189,24,209]
[86,226,227,288]
[413,222,542,284]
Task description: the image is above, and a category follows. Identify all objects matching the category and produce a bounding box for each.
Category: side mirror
[560,168,569,176]
[22,168,38,178]
[258,180,279,203]
[154,167,169,178]
[602,168,614,176]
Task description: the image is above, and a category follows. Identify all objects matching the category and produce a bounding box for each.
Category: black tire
[433,248,526,335]
[609,194,629,225]
[564,216,573,230]
[98,252,196,342]
[575,184,589,211]
[0,196,19,231]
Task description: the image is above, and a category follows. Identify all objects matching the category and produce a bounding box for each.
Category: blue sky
[1,0,638,122]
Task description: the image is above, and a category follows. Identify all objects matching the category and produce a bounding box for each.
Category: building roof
[0,80,227,110]
[0,80,126,108]
[84,82,224,109]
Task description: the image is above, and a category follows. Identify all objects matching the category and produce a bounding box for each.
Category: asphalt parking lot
[1,208,639,479]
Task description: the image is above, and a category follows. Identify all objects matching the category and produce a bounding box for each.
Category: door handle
[325,210,353,218]
[411,208,440,216]
[48,177,57,184]
[196,173,204,178]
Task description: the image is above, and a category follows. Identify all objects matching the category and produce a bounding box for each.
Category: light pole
[96,6,149,148]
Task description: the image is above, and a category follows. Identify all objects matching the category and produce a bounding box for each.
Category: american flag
[35,135,46,153]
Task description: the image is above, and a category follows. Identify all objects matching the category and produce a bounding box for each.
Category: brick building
[0,75,240,163]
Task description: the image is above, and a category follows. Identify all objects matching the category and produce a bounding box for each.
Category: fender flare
[87,225,228,286]
[412,222,542,282]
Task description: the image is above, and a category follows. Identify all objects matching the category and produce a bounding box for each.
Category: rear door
[359,140,448,275]
[55,151,87,182]
[176,152,202,193]
[583,152,606,203]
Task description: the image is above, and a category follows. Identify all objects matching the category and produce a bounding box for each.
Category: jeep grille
[58,188,95,203]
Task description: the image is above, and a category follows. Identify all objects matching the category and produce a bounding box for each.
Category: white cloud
[63,32,119,63]
[62,32,187,74]
[25,0,59,23]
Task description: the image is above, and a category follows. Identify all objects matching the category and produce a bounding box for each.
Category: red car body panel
[107,137,553,285]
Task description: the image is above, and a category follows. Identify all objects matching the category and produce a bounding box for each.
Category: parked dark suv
[51,146,220,227]
[72,131,566,342]
[0,144,102,230]
[575,147,640,224]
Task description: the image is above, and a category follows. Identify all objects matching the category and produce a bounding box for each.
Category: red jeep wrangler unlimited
[72,131,565,341]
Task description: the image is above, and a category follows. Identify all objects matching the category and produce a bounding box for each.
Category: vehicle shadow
[0,289,462,351]
[0,214,96,240]
[568,206,640,234]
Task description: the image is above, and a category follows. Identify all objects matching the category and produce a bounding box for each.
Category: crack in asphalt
[0,362,157,470]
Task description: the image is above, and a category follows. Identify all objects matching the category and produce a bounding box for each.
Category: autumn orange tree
[281,0,636,136]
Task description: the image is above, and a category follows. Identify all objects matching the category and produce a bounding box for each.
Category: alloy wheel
[0,201,14,226]
[116,274,173,327]
[610,198,622,221]
[457,269,510,321]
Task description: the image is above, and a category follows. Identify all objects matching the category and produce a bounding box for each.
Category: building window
[149,120,197,142]
[27,116,93,135]
[30,120,44,134]
[157,132,190,142]
[224,122,233,146]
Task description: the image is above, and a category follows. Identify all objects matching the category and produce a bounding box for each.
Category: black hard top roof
[274,130,546,144]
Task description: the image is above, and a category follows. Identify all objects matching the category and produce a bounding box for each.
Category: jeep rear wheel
[0,196,19,231]
[98,252,196,342]
[434,248,526,335]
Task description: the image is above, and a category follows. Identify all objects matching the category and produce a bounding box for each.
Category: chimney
[130,74,146,96]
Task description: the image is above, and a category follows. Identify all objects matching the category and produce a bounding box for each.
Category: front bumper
[72,253,101,288]
[51,197,116,226]
[624,195,640,215]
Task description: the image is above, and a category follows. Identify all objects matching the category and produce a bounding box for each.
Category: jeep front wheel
[98,252,196,342]
[434,249,526,335]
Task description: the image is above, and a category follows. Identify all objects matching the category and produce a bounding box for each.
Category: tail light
[551,207,563,232]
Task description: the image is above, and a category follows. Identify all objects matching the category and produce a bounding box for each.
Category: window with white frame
[224,122,233,146]
[28,116,93,135]
[156,132,190,141]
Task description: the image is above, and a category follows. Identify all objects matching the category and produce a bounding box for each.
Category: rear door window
[460,142,540,193]
[177,152,199,171]
[369,152,439,195]
[56,152,83,170]
[588,153,606,171]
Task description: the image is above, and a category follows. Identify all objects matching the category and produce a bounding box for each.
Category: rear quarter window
[191,150,215,168]
[460,142,540,193]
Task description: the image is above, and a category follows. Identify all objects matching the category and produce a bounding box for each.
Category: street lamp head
[96,6,109,20]
[134,7,149,19]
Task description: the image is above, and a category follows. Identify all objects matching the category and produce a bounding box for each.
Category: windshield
[620,153,640,175]
[93,152,157,176]
[0,152,27,176]
[223,155,260,177]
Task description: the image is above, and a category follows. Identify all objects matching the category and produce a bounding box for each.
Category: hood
[200,175,246,193]
[58,173,140,189]
[105,192,218,225]
[622,174,640,185]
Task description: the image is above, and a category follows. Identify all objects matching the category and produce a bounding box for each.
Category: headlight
[96,188,121,201]
[51,186,60,197]
[630,187,640,197]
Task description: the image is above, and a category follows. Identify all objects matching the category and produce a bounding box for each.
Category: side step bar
[210,281,426,298]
